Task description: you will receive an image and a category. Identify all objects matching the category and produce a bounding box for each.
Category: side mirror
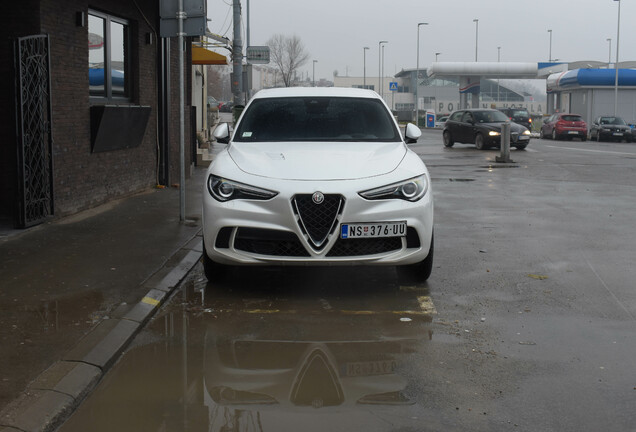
[213,123,230,144]
[543,118,549,124]
[404,123,421,144]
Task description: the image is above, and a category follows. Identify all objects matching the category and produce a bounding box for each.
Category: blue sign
[389,82,398,91]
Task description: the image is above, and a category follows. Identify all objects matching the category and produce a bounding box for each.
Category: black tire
[443,130,454,147]
[202,240,229,282]
[475,133,486,150]
[515,144,527,150]
[552,129,558,140]
[398,233,434,283]
[597,132,601,142]
[581,136,587,142]
[539,129,545,139]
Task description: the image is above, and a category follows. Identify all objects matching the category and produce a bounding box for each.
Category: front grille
[292,194,344,250]
[234,228,310,257]
[326,237,402,257]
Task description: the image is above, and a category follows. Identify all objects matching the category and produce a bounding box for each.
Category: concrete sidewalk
[0,167,207,431]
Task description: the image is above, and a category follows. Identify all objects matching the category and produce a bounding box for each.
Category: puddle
[57,268,436,432]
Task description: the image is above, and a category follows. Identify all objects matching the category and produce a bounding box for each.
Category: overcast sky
[206,0,634,82]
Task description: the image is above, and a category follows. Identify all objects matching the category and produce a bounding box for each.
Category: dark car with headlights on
[589,116,633,142]
[442,109,531,150]
[498,107,532,131]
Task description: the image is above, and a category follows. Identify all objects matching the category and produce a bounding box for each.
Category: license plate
[344,360,397,377]
[341,221,407,239]
[568,131,579,134]
[613,132,623,136]
[519,135,529,140]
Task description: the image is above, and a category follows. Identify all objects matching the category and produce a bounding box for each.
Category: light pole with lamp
[473,19,479,61]
[363,47,369,88]
[435,52,441,62]
[312,60,317,87]
[607,38,612,65]
[613,0,621,116]
[378,40,387,98]
[547,29,552,61]
[497,46,501,102]
[415,22,429,126]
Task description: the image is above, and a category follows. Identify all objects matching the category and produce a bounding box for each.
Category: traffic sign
[389,82,398,91]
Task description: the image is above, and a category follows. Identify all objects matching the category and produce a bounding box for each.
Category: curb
[0,233,203,432]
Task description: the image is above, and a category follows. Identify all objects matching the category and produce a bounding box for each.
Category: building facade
[1,0,194,228]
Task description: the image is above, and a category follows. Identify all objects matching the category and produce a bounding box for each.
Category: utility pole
[232,0,243,105]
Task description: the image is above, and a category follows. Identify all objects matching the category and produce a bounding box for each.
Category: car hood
[227,141,406,180]
[481,122,528,132]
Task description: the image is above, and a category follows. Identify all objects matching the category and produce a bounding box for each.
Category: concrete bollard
[496,121,514,163]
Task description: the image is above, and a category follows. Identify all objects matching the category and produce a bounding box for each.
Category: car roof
[251,87,381,100]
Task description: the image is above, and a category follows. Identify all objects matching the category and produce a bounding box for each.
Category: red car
[540,113,587,141]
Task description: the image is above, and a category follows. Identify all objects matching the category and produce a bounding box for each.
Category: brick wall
[0,0,192,221]
[0,0,41,220]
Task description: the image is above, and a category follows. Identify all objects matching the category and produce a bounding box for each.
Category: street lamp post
[614,0,621,116]
[435,52,441,62]
[363,47,369,88]
[473,19,479,61]
[313,60,317,87]
[497,47,501,102]
[378,40,387,98]
[547,29,552,61]
[416,22,429,126]
[607,38,612,65]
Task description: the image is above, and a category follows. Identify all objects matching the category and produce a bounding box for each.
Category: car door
[542,114,555,136]
[445,111,464,143]
[459,111,476,143]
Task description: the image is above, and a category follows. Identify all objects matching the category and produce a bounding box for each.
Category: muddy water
[58,266,436,432]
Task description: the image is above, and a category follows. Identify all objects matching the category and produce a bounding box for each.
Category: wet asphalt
[8,129,636,431]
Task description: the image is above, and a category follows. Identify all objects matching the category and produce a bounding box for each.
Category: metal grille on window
[292,194,344,250]
[14,35,53,228]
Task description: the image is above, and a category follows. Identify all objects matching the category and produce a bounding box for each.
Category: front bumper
[202,177,433,266]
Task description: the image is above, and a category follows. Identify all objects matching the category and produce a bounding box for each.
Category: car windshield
[600,117,626,125]
[510,109,528,116]
[234,97,401,142]
[562,115,582,122]
[473,110,509,123]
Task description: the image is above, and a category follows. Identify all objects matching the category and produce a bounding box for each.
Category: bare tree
[266,34,310,87]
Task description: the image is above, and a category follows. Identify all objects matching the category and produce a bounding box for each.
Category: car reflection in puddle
[59,266,434,432]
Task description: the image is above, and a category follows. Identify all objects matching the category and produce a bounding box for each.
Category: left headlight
[522,129,531,136]
[207,175,278,202]
[359,175,428,202]
[488,130,501,137]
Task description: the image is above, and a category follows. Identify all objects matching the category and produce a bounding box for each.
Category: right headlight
[207,175,278,202]
[359,175,428,202]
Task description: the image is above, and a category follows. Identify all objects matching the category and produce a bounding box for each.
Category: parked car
[203,87,434,282]
[435,115,449,128]
[540,113,587,141]
[588,116,633,142]
[218,101,234,113]
[442,108,531,150]
[498,107,532,131]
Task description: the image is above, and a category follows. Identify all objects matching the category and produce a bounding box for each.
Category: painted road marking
[142,296,160,306]
[544,145,635,156]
